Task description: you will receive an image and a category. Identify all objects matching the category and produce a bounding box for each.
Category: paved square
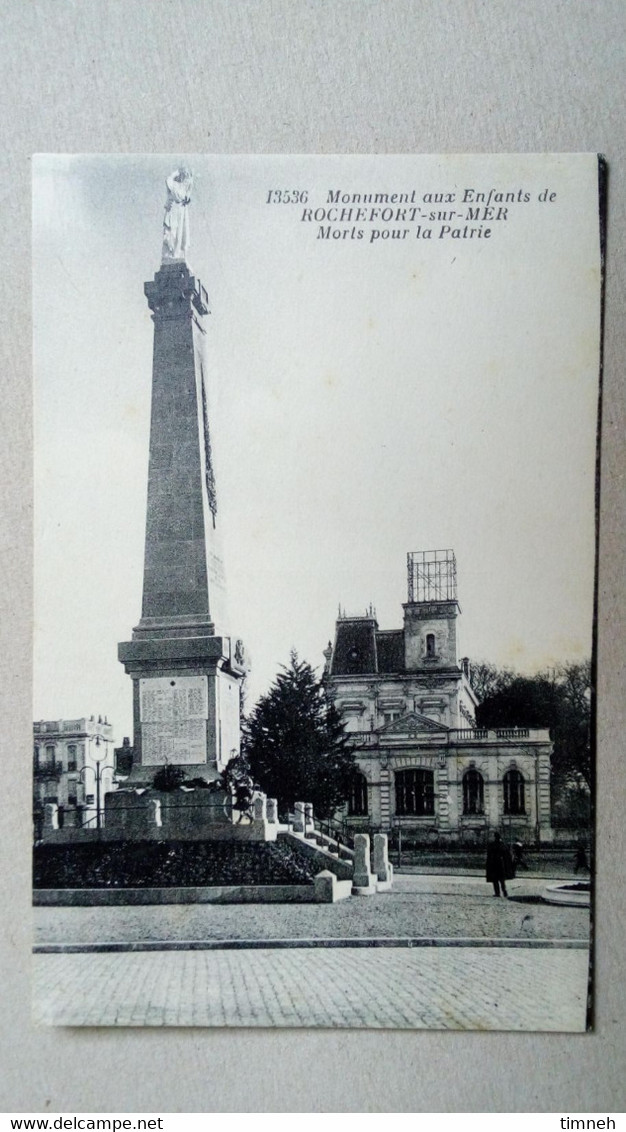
[33,945,589,1030]
[33,874,590,946]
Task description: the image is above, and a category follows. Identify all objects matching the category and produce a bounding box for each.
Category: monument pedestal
[118,635,244,786]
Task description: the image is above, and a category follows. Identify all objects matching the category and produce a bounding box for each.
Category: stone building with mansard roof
[324,551,553,844]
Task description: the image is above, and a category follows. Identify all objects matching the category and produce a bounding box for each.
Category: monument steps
[278,830,354,882]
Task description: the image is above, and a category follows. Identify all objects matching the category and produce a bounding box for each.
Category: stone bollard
[43,803,59,832]
[266,797,278,823]
[304,802,314,837]
[253,794,267,823]
[313,869,337,903]
[293,801,305,833]
[352,832,377,895]
[373,833,393,889]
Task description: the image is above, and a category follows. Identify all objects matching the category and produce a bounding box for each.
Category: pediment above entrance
[378,710,449,737]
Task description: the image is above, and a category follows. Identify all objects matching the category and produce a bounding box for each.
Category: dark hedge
[33,840,316,889]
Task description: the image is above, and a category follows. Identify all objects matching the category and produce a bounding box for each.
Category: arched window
[426,633,436,657]
[462,767,484,815]
[348,773,368,816]
[503,768,526,815]
[395,768,435,816]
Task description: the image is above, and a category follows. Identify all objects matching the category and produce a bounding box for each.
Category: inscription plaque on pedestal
[140,676,209,765]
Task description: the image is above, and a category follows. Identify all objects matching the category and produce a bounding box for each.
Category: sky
[33,154,601,742]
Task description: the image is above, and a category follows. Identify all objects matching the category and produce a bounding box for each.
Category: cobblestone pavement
[34,875,590,947]
[33,945,589,1030]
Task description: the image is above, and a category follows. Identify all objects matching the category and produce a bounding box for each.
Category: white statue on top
[162,166,193,262]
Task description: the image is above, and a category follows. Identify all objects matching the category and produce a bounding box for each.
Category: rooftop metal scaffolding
[407,549,457,603]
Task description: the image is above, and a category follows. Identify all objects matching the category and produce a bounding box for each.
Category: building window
[462,767,484,815]
[395,768,435,816]
[383,710,401,725]
[348,773,368,816]
[45,744,55,767]
[67,744,77,771]
[426,633,436,658]
[503,768,526,815]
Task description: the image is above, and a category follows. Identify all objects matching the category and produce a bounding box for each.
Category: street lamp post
[79,736,115,832]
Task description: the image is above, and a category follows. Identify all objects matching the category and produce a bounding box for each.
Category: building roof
[331,620,413,677]
[375,630,405,673]
[33,717,114,739]
[331,618,378,675]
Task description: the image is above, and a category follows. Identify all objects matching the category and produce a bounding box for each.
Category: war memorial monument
[102,170,386,891]
[117,170,245,785]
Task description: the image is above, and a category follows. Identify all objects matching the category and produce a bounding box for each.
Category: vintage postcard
[33,153,602,1029]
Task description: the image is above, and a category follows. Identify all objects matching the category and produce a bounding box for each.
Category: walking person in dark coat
[486,831,515,897]
[574,844,589,873]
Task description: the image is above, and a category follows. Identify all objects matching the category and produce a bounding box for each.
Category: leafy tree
[550,660,593,791]
[468,661,515,703]
[473,659,592,793]
[242,651,358,819]
[551,780,591,829]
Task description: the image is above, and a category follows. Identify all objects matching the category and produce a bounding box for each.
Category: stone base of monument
[36,803,394,906]
[104,787,277,843]
[33,839,353,904]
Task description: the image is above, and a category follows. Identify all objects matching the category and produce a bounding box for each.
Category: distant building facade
[33,716,115,837]
[325,551,553,844]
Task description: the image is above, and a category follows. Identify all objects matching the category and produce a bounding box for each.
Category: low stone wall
[33,874,352,906]
[34,884,318,906]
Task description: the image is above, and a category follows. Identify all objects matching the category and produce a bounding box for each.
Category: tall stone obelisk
[118,169,246,784]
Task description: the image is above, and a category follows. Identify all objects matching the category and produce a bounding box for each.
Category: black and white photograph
[32,152,601,1031]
